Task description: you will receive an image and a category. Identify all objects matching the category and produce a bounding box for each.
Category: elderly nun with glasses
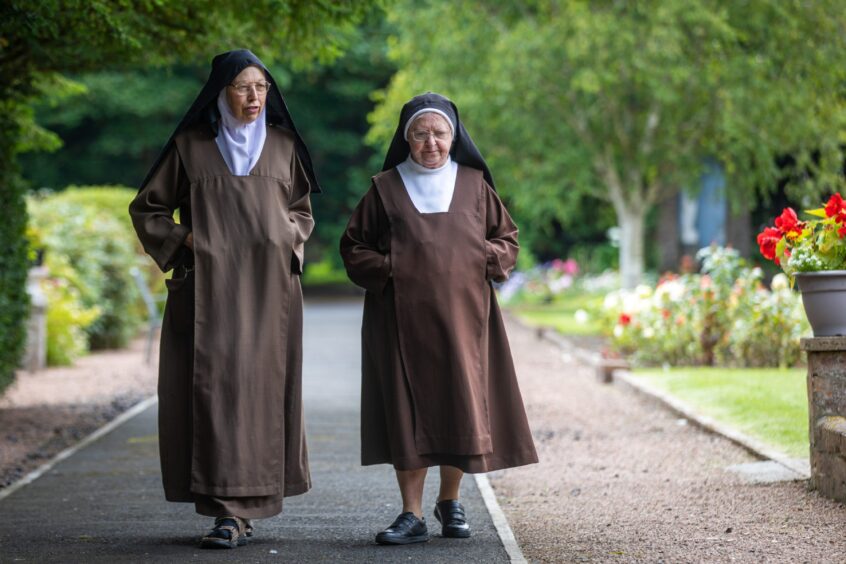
[341,92,538,545]
[130,49,319,549]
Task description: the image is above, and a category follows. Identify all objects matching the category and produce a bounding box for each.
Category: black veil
[139,49,321,193]
[381,92,494,189]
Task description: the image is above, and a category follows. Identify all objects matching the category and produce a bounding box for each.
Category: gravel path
[491,317,846,563]
[0,339,156,488]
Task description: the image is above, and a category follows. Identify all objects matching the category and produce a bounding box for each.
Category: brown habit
[341,165,538,472]
[129,123,312,517]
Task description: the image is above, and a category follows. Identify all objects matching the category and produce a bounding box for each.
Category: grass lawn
[508,292,605,336]
[632,367,808,458]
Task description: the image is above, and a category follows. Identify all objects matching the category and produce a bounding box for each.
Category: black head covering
[139,49,321,193]
[381,92,494,188]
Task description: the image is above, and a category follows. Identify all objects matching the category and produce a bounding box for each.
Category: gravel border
[534,326,810,479]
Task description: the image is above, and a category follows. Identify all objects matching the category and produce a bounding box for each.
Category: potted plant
[757,193,846,336]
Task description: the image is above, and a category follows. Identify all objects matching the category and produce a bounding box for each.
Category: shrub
[0,168,29,392]
[603,246,809,368]
[41,258,100,365]
[28,187,145,361]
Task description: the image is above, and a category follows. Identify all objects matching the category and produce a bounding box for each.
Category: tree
[0,0,380,389]
[369,0,846,288]
[21,14,395,264]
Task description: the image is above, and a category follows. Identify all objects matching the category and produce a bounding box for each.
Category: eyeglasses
[229,81,271,96]
[409,129,452,143]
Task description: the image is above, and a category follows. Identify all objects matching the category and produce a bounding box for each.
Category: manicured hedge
[0,167,29,392]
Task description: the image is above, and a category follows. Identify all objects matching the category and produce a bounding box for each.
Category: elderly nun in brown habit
[340,92,538,545]
[129,49,319,549]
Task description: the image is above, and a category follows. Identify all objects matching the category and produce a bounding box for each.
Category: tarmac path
[0,298,510,563]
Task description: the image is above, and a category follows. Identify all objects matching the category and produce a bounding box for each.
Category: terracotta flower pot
[795,270,846,336]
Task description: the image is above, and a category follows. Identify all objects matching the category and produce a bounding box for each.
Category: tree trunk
[616,205,646,289]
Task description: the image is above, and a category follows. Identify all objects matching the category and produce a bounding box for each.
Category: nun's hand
[185,232,194,250]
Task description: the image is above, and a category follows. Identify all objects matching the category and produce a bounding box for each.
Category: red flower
[661,309,671,319]
[839,224,846,238]
[619,313,632,326]
[825,193,846,219]
[756,226,782,263]
[774,207,803,238]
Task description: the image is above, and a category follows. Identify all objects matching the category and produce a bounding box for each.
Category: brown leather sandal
[199,516,248,549]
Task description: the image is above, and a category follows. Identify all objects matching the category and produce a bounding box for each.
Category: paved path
[0,298,509,563]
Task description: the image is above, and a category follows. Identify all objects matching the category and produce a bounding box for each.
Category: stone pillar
[802,337,846,501]
[23,266,48,372]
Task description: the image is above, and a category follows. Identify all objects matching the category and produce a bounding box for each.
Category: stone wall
[802,336,846,501]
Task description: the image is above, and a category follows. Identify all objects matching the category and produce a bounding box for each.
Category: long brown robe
[340,165,538,472]
[129,122,313,518]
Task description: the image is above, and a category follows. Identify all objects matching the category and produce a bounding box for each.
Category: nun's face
[225,65,268,123]
[408,113,453,168]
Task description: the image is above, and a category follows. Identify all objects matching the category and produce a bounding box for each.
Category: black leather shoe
[434,499,471,538]
[375,512,429,545]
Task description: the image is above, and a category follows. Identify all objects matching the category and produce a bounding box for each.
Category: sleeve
[339,185,392,293]
[128,146,191,273]
[289,153,315,275]
[484,182,519,282]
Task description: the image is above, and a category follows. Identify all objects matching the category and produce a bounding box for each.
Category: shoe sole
[375,534,430,545]
[199,536,248,549]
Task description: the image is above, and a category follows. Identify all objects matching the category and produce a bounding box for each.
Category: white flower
[642,327,655,339]
[770,273,789,291]
[603,292,621,311]
[574,309,589,324]
[613,325,624,338]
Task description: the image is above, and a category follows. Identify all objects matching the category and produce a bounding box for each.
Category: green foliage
[20,13,395,266]
[603,247,809,368]
[41,259,101,366]
[0,0,383,386]
[371,0,846,285]
[301,257,354,287]
[0,154,29,392]
[28,187,144,359]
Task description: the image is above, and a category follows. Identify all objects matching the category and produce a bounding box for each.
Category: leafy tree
[21,15,395,265]
[0,0,380,389]
[370,0,846,288]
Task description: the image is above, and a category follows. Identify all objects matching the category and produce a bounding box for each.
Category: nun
[340,92,538,545]
[129,49,319,549]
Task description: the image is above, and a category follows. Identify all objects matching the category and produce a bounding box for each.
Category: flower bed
[603,246,808,368]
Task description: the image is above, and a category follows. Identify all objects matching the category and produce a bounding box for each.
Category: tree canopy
[0,0,382,390]
[369,0,846,287]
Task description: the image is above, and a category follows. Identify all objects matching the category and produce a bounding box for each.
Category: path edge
[475,473,528,563]
[530,325,810,479]
[0,394,158,503]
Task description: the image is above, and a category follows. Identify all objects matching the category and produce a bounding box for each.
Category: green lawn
[509,292,605,336]
[632,367,808,458]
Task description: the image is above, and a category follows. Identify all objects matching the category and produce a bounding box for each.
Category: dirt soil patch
[0,339,156,489]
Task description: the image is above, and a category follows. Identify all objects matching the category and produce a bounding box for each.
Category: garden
[499,191,846,459]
